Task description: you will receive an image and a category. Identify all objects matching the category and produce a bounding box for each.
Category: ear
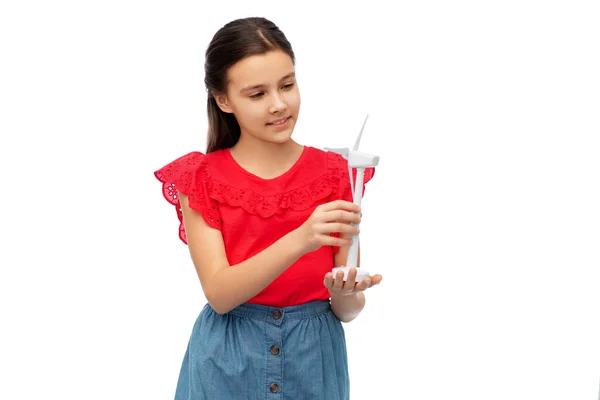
[213,92,233,114]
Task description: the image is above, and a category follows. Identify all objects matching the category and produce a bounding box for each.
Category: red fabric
[154,146,375,308]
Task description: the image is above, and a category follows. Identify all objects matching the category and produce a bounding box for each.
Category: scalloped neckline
[224,145,309,182]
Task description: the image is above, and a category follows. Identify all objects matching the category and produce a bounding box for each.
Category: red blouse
[154,146,375,308]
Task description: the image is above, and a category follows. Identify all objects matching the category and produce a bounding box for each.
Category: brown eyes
[249,83,295,99]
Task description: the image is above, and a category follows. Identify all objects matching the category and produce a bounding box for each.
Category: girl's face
[215,50,301,145]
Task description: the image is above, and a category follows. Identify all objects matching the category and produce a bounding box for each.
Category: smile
[267,116,291,126]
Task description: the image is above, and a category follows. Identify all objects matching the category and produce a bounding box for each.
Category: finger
[358,274,382,290]
[316,222,360,236]
[368,274,383,287]
[320,200,361,214]
[356,277,372,291]
[315,234,353,247]
[343,268,358,292]
[321,210,361,224]
[323,272,334,288]
[333,270,345,289]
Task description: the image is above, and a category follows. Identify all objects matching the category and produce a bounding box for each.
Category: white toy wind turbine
[325,114,380,282]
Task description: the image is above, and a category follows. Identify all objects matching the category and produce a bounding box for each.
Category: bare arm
[179,193,360,314]
[180,193,304,314]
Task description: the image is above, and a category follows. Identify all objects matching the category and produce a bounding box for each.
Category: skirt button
[270,344,280,355]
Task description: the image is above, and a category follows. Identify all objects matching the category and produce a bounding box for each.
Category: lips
[267,116,291,125]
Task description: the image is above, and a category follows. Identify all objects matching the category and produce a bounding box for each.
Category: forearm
[330,291,366,323]
[207,229,305,314]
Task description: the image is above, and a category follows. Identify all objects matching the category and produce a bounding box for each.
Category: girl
[154,17,382,400]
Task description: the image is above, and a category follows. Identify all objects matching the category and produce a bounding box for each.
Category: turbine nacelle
[348,151,379,168]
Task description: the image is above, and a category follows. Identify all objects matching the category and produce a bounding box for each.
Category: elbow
[209,303,232,315]
[209,305,230,315]
[204,289,234,315]
[200,269,236,315]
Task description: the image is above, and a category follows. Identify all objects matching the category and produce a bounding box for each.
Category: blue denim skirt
[174,300,349,400]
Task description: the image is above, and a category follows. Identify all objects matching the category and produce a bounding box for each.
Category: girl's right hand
[296,200,361,253]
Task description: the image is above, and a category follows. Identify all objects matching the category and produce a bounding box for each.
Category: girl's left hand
[324,268,382,297]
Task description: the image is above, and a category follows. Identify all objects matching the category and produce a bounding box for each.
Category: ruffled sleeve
[327,152,376,253]
[154,152,222,244]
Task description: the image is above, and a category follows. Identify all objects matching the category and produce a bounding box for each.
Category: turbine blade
[353,114,370,151]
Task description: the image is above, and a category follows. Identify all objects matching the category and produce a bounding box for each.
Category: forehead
[227,50,295,89]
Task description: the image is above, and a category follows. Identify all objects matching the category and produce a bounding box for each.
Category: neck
[230,136,304,167]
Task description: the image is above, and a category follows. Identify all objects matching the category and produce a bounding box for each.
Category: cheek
[285,91,301,111]
[234,101,266,124]
[249,103,269,124]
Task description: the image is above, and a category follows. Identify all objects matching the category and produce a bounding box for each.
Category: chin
[264,122,296,143]
[273,130,294,141]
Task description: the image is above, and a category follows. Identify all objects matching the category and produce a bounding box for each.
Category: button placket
[266,309,283,395]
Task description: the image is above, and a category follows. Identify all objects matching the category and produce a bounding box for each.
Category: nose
[269,93,287,114]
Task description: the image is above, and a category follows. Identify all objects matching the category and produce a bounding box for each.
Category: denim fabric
[174,300,349,400]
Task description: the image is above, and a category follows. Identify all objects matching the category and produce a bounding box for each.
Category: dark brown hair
[204,17,296,153]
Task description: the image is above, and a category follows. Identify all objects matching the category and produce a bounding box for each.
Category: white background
[1,1,599,399]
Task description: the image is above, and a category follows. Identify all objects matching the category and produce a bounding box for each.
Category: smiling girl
[154,17,380,399]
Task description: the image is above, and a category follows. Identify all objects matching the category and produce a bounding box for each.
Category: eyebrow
[239,72,296,94]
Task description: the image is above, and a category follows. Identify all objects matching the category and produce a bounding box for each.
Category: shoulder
[154,149,226,181]
[299,146,347,178]
[154,150,204,174]
[305,146,343,163]
[303,146,348,179]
